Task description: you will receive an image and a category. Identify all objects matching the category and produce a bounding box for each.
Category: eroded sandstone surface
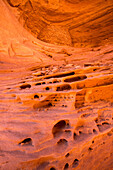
[0,0,113,170]
[7,0,113,47]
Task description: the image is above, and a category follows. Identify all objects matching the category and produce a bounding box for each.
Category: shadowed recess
[44,72,75,79]
[52,120,70,137]
[64,75,87,82]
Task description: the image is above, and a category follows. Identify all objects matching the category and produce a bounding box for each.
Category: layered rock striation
[7,0,113,47]
[0,0,113,170]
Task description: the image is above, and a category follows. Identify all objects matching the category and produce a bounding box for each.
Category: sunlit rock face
[7,0,113,47]
[0,0,113,170]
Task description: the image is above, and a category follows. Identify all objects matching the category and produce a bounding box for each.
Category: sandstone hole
[64,163,69,169]
[102,122,110,125]
[35,82,41,86]
[34,95,39,98]
[84,63,93,67]
[54,120,69,128]
[65,153,70,157]
[93,129,96,133]
[53,80,59,83]
[52,120,69,136]
[62,104,68,107]
[48,103,52,107]
[65,130,71,133]
[57,138,68,145]
[20,81,26,83]
[20,83,31,89]
[45,87,50,90]
[72,159,79,167]
[18,137,32,145]
[97,124,101,127]
[95,118,98,123]
[88,147,93,151]
[45,71,75,79]
[64,75,87,83]
[73,132,77,139]
[33,101,52,109]
[50,167,56,170]
[79,131,82,134]
[56,84,71,91]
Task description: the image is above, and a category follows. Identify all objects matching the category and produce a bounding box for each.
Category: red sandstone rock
[0,0,113,169]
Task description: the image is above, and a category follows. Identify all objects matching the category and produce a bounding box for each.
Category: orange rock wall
[7,0,113,47]
[0,1,113,169]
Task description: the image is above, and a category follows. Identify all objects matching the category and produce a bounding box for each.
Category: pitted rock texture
[0,0,113,170]
[7,0,113,47]
[1,53,113,169]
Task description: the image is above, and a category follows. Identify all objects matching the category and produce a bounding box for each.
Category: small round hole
[34,95,39,99]
[93,129,96,133]
[46,87,50,90]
